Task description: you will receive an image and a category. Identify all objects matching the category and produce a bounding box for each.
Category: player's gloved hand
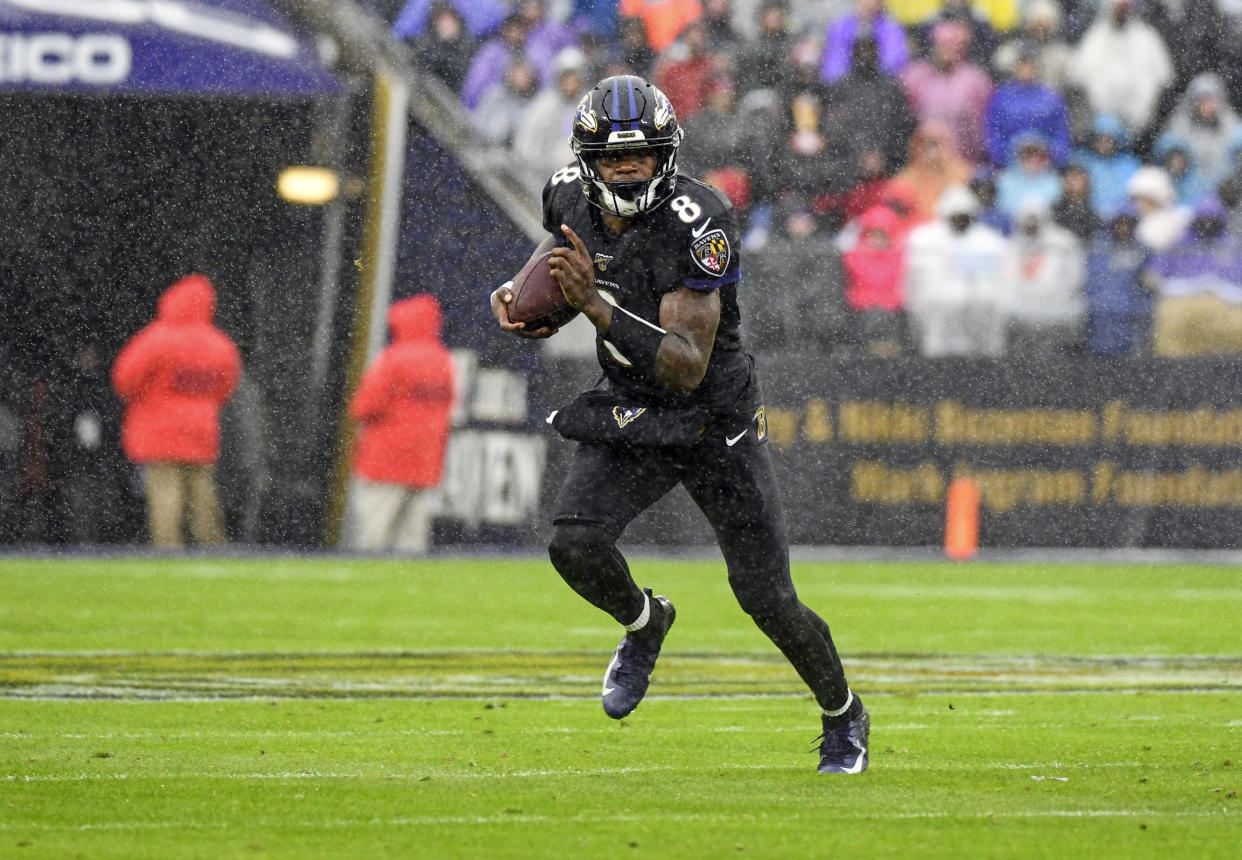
[490,281,559,339]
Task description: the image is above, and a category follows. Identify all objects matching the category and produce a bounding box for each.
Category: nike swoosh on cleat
[691,218,712,238]
[725,430,747,446]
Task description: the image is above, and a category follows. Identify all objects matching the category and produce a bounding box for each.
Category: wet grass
[1,555,1240,857]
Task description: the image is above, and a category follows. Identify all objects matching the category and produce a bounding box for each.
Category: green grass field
[2,555,1240,858]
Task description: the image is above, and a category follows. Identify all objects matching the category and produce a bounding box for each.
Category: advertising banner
[0,0,339,95]
[760,354,1242,548]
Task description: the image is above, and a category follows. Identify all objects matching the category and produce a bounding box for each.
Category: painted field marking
[0,807,1235,835]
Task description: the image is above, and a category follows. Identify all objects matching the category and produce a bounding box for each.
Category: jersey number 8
[670,195,701,224]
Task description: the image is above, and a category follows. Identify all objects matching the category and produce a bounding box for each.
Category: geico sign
[0,33,132,85]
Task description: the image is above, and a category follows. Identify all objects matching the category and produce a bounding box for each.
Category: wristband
[602,303,666,374]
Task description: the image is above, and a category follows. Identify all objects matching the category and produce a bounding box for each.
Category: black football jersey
[542,166,753,415]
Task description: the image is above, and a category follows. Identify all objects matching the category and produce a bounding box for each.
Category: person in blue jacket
[984,41,1072,169]
[1084,207,1152,355]
[1075,113,1142,218]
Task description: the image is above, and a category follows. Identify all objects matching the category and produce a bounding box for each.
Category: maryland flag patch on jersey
[690,228,731,276]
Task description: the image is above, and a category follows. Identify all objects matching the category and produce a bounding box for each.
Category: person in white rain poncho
[1006,196,1086,357]
[1066,0,1173,140]
[904,185,1017,357]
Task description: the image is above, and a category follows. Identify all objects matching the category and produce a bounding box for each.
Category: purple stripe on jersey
[684,269,741,291]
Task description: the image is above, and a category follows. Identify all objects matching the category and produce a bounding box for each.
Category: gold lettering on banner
[935,400,1097,446]
[1100,400,1126,443]
[838,400,929,443]
[803,398,833,442]
[1116,407,1242,447]
[850,461,944,504]
[954,465,1087,513]
[764,407,799,449]
[1091,462,1242,507]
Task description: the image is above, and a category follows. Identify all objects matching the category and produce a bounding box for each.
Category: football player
[490,75,869,774]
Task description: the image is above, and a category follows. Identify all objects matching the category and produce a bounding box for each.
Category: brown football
[507,250,579,330]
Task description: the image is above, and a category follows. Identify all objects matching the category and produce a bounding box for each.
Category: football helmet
[569,75,683,218]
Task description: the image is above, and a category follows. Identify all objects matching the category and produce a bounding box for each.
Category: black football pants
[547,436,852,712]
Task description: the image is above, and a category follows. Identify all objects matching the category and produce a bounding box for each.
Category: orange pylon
[944,477,980,560]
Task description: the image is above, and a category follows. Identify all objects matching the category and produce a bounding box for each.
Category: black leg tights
[547,522,647,626]
[750,598,851,713]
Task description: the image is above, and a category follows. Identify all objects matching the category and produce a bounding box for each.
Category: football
[507,250,579,330]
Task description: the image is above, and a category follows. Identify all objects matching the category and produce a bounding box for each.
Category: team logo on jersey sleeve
[612,406,647,428]
[690,228,731,276]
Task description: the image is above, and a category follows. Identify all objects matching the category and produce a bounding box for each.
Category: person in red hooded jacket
[347,294,455,552]
[842,204,909,355]
[112,273,242,546]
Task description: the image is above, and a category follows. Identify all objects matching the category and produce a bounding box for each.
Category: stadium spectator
[818,0,909,85]
[470,56,540,145]
[614,15,658,77]
[814,146,896,232]
[653,20,727,120]
[701,0,744,54]
[1145,0,1230,97]
[992,0,1089,143]
[347,295,455,552]
[1006,196,1087,357]
[886,119,973,224]
[1075,114,1141,218]
[841,203,908,355]
[515,0,581,88]
[403,0,478,93]
[1066,0,1174,143]
[1153,135,1211,208]
[514,48,588,182]
[112,274,241,548]
[571,0,623,38]
[983,41,1072,169]
[748,44,855,214]
[1146,195,1242,356]
[1084,207,1153,356]
[993,0,1071,90]
[1219,175,1242,240]
[678,72,748,178]
[392,0,508,40]
[913,0,1002,70]
[825,34,916,179]
[733,0,794,100]
[904,185,1016,356]
[460,13,531,110]
[899,19,994,164]
[618,0,703,53]
[1127,165,1192,252]
[1220,1,1242,110]
[995,131,1063,218]
[769,84,857,210]
[969,167,1012,234]
[49,342,131,544]
[1051,161,1101,243]
[742,204,845,349]
[1157,73,1241,189]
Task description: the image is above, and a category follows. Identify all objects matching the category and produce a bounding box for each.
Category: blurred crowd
[385,0,1242,359]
